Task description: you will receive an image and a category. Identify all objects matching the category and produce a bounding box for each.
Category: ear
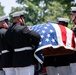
[18,17,23,24]
[2,21,8,29]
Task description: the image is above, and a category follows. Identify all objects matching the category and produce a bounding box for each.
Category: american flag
[29,22,76,64]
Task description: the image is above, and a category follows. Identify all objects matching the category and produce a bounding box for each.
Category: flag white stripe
[50,23,64,46]
[66,27,72,47]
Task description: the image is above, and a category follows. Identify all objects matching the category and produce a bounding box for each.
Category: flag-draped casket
[29,22,76,64]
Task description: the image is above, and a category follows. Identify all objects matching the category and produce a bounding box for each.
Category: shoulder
[0,28,7,35]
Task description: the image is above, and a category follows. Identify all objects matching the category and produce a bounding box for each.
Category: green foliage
[44,1,67,21]
[9,0,75,25]
[0,4,5,16]
[25,21,33,26]
[68,24,73,29]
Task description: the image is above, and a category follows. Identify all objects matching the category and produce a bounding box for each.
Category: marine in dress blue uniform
[0,16,9,75]
[43,18,71,75]
[69,7,76,75]
[5,11,41,75]
[0,16,16,75]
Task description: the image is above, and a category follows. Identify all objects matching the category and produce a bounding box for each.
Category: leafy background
[0,0,76,29]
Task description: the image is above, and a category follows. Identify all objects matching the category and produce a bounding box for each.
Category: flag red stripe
[58,24,66,45]
[71,32,75,47]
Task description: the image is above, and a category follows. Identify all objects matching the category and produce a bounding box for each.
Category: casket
[29,23,76,64]
[42,46,75,56]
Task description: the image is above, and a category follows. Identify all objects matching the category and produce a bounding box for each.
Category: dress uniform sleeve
[72,27,76,36]
[22,26,41,50]
[5,37,14,52]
